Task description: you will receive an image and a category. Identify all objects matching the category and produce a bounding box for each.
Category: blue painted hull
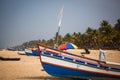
[25,52,31,56]
[42,62,120,79]
[32,50,39,56]
[37,44,120,79]
[25,50,39,56]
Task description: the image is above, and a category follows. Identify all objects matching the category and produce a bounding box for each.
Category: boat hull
[32,50,39,56]
[40,53,120,79]
[25,49,39,56]
[42,62,120,79]
[38,44,120,79]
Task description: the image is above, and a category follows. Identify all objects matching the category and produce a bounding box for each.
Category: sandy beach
[0,49,120,80]
[0,50,50,80]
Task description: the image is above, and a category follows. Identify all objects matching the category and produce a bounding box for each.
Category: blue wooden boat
[25,49,39,56]
[38,44,120,79]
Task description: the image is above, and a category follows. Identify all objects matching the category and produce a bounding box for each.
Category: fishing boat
[17,51,26,55]
[37,6,120,79]
[37,44,120,79]
[25,49,39,56]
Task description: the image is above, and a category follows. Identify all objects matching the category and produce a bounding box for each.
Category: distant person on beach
[99,49,107,62]
[81,48,90,57]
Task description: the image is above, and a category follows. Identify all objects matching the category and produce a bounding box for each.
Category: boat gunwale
[37,44,120,68]
[41,51,120,72]
[41,59,120,78]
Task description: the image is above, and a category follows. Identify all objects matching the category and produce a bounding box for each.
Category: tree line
[15,19,120,50]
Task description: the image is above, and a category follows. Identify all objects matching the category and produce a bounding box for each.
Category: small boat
[0,56,20,61]
[17,51,26,55]
[37,44,120,79]
[25,49,39,56]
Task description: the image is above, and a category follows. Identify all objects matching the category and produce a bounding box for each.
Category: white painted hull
[38,44,120,79]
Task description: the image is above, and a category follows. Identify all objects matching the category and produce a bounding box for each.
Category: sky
[0,0,120,49]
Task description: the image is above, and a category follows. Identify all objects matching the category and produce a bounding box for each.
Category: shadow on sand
[17,76,120,80]
[0,56,20,61]
[17,76,89,80]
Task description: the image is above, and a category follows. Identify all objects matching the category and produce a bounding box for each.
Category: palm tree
[99,20,114,48]
[115,19,120,32]
[63,33,72,43]
[114,19,120,49]
[46,39,54,46]
[85,27,95,48]
[71,32,81,47]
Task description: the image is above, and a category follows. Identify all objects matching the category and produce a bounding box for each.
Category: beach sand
[0,50,51,80]
[67,49,120,63]
[0,49,120,80]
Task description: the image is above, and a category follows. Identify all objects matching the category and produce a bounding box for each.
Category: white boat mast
[56,6,64,46]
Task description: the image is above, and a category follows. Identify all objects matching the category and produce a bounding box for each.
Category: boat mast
[55,6,64,46]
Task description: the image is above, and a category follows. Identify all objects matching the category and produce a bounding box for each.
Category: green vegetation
[15,19,120,50]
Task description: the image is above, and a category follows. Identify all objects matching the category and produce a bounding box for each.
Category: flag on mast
[55,6,64,46]
[58,6,64,27]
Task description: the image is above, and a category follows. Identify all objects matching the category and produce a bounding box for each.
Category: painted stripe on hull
[42,51,120,72]
[25,52,38,56]
[25,50,39,56]
[38,44,120,78]
[42,62,120,79]
[38,45,120,69]
[41,55,120,78]
[25,52,32,56]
